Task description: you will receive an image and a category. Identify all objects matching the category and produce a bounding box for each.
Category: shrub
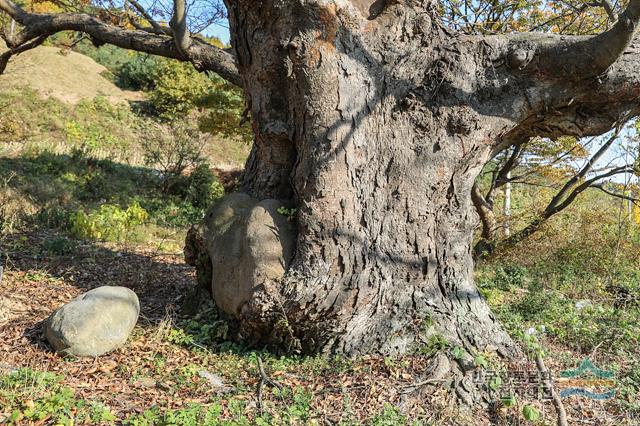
[368,403,408,426]
[65,119,128,159]
[145,60,212,120]
[34,206,71,230]
[175,163,225,209]
[0,368,109,426]
[70,202,148,241]
[75,42,134,74]
[140,120,224,209]
[418,333,449,357]
[140,120,205,194]
[0,114,25,143]
[112,54,251,141]
[197,74,253,143]
[42,236,76,256]
[146,200,204,228]
[493,265,528,290]
[115,53,158,91]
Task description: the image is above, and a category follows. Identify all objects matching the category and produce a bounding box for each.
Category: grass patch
[477,260,640,356]
[0,368,116,425]
[0,149,223,248]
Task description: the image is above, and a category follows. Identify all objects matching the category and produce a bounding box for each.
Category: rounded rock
[44,286,140,357]
[201,193,296,316]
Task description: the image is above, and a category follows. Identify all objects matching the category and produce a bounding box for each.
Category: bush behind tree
[140,120,225,209]
[109,50,252,143]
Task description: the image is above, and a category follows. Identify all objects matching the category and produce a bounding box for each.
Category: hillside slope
[0,43,140,104]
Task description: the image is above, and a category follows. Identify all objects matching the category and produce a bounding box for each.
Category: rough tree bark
[213,0,640,356]
[216,0,521,357]
[3,0,640,359]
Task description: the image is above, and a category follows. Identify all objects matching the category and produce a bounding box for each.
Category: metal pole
[504,171,512,238]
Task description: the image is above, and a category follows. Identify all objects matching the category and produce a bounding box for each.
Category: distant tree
[441,0,618,34]
[464,0,640,258]
[473,123,640,257]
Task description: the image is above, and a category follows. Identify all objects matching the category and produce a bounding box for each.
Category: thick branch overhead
[0,0,241,86]
[501,0,640,80]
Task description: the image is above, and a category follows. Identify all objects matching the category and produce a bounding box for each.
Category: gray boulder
[45,286,139,357]
[191,193,296,316]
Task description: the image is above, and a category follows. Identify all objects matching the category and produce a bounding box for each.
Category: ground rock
[45,286,139,357]
[195,193,296,316]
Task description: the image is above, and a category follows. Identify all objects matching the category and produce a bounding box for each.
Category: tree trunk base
[185,193,519,361]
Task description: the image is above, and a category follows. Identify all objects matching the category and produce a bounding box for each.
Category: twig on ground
[400,378,444,394]
[535,353,568,426]
[589,340,606,359]
[0,265,3,285]
[256,356,282,414]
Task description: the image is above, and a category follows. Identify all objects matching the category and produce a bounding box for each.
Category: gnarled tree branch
[591,183,640,204]
[498,31,640,148]
[169,0,191,55]
[0,0,242,86]
[502,0,640,80]
[546,125,623,210]
[125,0,171,36]
[503,164,635,247]
[598,0,619,22]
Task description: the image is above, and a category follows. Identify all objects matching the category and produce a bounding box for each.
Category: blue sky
[204,21,230,44]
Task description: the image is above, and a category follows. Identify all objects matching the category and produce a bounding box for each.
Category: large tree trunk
[182,0,640,358]
[186,0,518,357]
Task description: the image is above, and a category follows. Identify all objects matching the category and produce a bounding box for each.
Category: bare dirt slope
[0,43,140,104]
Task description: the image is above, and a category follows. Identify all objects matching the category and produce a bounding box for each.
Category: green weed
[0,368,115,425]
[70,202,148,242]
